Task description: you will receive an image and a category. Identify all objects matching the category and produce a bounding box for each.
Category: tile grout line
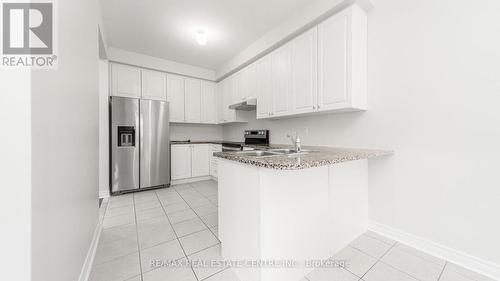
[198,266,230,281]
[377,260,424,281]
[353,237,446,281]
[365,232,448,269]
[363,235,397,248]
[376,241,446,281]
[181,181,229,280]
[176,183,220,241]
[391,242,446,268]
[186,182,220,240]
[437,262,447,281]
[155,187,202,281]
[132,194,145,281]
[358,241,397,280]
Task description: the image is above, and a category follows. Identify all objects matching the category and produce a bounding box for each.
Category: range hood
[228,97,257,111]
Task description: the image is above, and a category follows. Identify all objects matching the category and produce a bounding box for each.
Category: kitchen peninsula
[214,146,392,281]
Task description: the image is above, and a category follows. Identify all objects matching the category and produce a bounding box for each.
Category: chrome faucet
[287,132,301,152]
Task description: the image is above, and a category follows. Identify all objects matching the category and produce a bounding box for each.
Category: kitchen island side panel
[218,159,262,281]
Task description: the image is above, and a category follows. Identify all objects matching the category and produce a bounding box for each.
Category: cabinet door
[222,78,236,122]
[191,144,209,177]
[318,10,349,111]
[111,64,141,98]
[141,70,166,101]
[231,72,243,103]
[292,27,318,114]
[171,145,192,180]
[166,74,185,122]
[256,56,272,119]
[201,81,216,124]
[271,44,292,116]
[242,63,258,99]
[216,82,224,123]
[185,78,201,123]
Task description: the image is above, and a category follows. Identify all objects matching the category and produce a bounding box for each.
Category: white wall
[171,123,223,141]
[30,0,100,281]
[0,71,31,281]
[107,47,216,80]
[223,0,500,271]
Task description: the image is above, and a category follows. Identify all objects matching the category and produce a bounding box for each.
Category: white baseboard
[171,175,212,185]
[78,216,104,281]
[369,220,500,280]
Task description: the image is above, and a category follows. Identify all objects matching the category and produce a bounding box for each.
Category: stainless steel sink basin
[233,148,316,158]
[234,150,282,157]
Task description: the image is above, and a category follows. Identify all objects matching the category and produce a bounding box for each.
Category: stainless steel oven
[222,143,243,152]
[244,130,269,145]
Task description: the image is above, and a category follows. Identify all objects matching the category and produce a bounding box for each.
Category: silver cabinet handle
[317,105,321,109]
[313,106,316,110]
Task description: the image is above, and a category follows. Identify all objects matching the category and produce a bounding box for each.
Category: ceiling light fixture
[196,30,207,46]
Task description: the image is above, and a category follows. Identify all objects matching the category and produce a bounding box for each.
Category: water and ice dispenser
[117,126,135,147]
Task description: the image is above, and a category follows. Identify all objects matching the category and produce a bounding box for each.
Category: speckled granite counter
[213,145,392,170]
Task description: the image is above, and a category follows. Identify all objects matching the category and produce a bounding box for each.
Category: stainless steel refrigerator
[110,97,170,194]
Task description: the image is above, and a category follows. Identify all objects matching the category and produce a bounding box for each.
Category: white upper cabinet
[216,82,225,123]
[167,74,185,122]
[231,72,243,103]
[241,63,258,99]
[318,10,348,110]
[291,27,318,114]
[256,56,273,119]
[318,5,367,111]
[141,69,167,101]
[222,77,235,122]
[110,63,141,98]
[271,44,292,117]
[201,81,217,124]
[184,78,201,123]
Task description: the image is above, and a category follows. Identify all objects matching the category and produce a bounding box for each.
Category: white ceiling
[100,0,316,70]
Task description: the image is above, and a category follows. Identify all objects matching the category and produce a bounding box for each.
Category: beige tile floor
[91,180,496,281]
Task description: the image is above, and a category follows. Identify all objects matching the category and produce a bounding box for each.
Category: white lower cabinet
[210,144,222,178]
[171,144,214,181]
[171,144,192,180]
[191,144,209,177]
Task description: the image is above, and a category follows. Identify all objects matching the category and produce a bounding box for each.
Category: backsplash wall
[170,123,223,141]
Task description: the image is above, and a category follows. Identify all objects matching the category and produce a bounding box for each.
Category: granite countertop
[213,145,393,170]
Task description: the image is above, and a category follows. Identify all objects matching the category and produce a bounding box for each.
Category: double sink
[234,148,313,158]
